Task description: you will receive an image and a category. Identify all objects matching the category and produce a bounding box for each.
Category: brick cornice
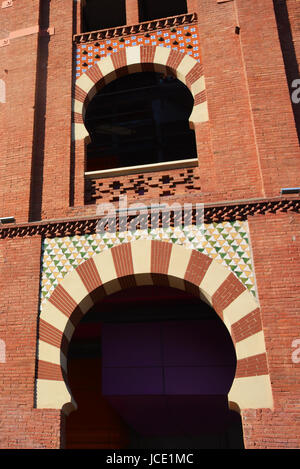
[0,196,299,239]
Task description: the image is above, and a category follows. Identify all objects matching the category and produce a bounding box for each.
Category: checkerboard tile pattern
[75,24,201,79]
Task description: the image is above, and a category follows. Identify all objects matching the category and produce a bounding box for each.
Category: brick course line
[212,273,246,314]
[111,243,134,278]
[235,353,269,378]
[39,319,63,349]
[76,257,102,294]
[231,308,262,343]
[151,240,173,274]
[48,284,79,319]
[184,250,213,286]
[37,360,64,382]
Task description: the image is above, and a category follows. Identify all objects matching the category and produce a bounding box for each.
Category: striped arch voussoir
[72,45,209,141]
[36,239,273,414]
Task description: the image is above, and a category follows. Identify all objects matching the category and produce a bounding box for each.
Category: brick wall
[235,0,300,196]
[1,0,299,223]
[0,235,63,448]
[245,212,300,448]
[39,0,74,220]
[274,0,300,144]
[0,1,40,223]
[0,0,299,450]
[125,0,139,24]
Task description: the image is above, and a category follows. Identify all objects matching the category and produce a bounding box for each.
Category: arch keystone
[131,239,153,285]
[126,45,142,73]
[168,244,192,290]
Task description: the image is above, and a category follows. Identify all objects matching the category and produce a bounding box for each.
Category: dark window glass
[139,0,187,23]
[82,0,126,32]
[84,72,197,172]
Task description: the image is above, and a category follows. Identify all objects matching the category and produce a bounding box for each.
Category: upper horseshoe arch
[72,45,209,141]
[36,239,273,415]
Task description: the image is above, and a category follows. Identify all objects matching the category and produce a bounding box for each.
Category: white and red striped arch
[72,45,208,141]
[36,240,273,415]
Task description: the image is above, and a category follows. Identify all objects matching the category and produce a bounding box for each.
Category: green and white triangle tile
[193,233,205,243]
[40,221,257,301]
[149,229,158,237]
[193,243,206,251]
[173,233,185,243]
[207,226,220,235]
[100,235,110,244]
[165,226,175,234]
[94,243,104,252]
[178,235,189,244]
[246,276,255,285]
[170,231,180,241]
[77,238,91,249]
[135,229,148,238]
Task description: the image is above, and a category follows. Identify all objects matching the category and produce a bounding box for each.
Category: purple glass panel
[162,320,236,367]
[101,322,162,367]
[102,367,164,395]
[101,320,236,396]
[164,366,234,395]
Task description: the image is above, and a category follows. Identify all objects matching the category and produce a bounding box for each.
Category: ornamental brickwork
[0,0,300,449]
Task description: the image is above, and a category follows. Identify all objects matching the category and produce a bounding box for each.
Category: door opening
[65,286,244,449]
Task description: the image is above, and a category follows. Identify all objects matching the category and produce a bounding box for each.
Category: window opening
[138,0,188,23]
[66,286,244,449]
[82,0,126,33]
[85,72,197,172]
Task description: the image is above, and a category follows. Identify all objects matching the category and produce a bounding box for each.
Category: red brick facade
[0,0,299,449]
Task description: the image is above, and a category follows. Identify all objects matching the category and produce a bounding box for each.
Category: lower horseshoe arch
[36,239,273,415]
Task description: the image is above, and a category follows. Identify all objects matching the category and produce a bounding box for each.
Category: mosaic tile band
[75,23,201,79]
[40,221,256,308]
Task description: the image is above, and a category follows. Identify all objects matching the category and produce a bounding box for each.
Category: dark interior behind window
[139,0,188,23]
[82,0,126,32]
[84,72,197,173]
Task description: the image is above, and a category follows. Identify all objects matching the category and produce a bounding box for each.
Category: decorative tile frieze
[74,13,201,80]
[40,220,256,308]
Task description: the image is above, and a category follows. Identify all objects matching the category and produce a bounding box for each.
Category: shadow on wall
[29,0,51,221]
[273,0,300,144]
